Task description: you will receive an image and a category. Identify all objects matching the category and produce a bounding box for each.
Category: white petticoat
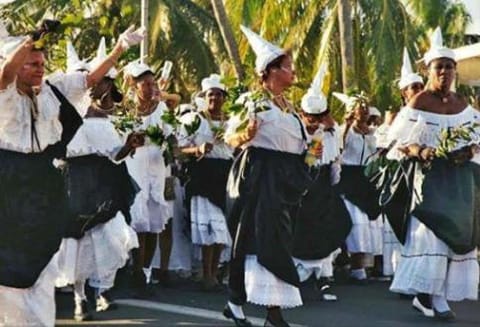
[0,253,59,327]
[343,198,383,255]
[152,180,193,271]
[131,193,173,234]
[293,249,341,282]
[55,212,138,289]
[190,196,232,246]
[244,255,302,308]
[390,216,479,301]
[383,218,402,276]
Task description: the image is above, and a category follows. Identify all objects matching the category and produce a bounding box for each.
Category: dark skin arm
[114,132,145,161]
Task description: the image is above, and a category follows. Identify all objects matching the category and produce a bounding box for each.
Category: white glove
[118,25,146,49]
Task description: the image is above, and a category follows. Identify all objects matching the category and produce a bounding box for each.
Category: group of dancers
[0,20,478,327]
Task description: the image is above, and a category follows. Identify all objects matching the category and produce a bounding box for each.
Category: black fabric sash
[64,155,140,239]
[292,165,352,260]
[226,147,313,287]
[412,160,480,254]
[185,157,232,213]
[0,82,83,288]
[336,165,381,220]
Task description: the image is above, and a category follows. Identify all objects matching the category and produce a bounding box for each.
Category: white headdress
[123,59,153,79]
[66,41,88,73]
[201,73,226,93]
[88,37,117,78]
[398,47,423,89]
[423,27,456,66]
[301,63,328,114]
[240,25,285,75]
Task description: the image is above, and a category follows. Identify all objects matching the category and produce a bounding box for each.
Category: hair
[260,49,292,83]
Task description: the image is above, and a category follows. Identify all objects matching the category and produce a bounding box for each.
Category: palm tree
[337,0,355,92]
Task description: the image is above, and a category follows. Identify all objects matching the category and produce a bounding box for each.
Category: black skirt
[64,155,140,239]
[0,150,72,288]
[336,165,381,220]
[226,147,313,287]
[185,157,233,213]
[292,165,352,260]
[412,159,480,254]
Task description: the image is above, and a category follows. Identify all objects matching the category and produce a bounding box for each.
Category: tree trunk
[210,0,245,81]
[141,0,149,64]
[337,0,355,92]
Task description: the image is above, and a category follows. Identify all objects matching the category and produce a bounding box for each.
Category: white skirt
[383,218,402,276]
[390,216,479,301]
[55,212,139,289]
[190,196,232,246]
[131,193,173,234]
[244,255,302,308]
[293,249,341,282]
[0,253,59,327]
[343,199,383,255]
[152,180,193,271]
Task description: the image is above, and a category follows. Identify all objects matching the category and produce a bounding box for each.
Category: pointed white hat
[66,40,89,73]
[423,27,456,65]
[301,63,328,114]
[201,73,226,93]
[398,48,423,89]
[333,92,355,111]
[88,37,117,79]
[240,25,285,75]
[124,59,153,79]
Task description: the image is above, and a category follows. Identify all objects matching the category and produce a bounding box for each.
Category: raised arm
[0,37,34,90]
[86,26,145,88]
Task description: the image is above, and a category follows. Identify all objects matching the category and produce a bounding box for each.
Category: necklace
[271,93,294,113]
[431,90,450,103]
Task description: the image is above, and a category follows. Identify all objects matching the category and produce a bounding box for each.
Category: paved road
[55,276,480,327]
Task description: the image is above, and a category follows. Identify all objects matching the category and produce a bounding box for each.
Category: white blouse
[66,117,123,161]
[126,102,172,203]
[225,98,307,154]
[178,112,233,160]
[340,126,377,166]
[0,71,87,153]
[386,106,480,162]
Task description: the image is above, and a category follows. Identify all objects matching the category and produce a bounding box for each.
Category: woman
[388,28,479,321]
[334,92,382,283]
[124,61,174,293]
[57,75,141,321]
[0,26,143,326]
[179,74,233,291]
[293,66,351,301]
[379,48,425,278]
[223,26,319,327]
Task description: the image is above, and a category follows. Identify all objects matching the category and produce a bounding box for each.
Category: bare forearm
[86,44,124,88]
[0,38,34,89]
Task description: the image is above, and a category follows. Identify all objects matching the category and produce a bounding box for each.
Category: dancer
[223,26,320,327]
[0,24,144,326]
[388,27,479,321]
[293,64,352,300]
[180,74,233,291]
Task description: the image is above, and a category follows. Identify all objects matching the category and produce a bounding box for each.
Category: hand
[245,118,258,141]
[419,147,436,162]
[118,25,146,50]
[198,142,213,156]
[310,142,323,159]
[448,145,474,164]
[126,132,145,149]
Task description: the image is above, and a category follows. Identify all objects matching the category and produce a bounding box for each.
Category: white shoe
[412,296,434,317]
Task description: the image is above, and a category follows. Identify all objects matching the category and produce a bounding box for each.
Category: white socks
[350,268,367,280]
[74,280,86,303]
[432,295,451,313]
[228,301,245,319]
